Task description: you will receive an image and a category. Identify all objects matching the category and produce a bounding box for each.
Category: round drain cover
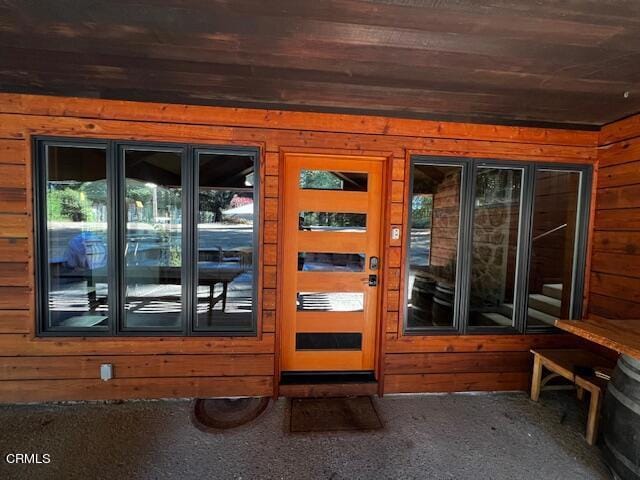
[192,397,270,431]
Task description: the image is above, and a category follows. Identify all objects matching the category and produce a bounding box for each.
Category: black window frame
[34,137,260,337]
[190,146,260,336]
[404,155,592,336]
[405,157,470,334]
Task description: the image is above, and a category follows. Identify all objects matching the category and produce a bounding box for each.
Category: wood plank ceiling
[0,0,639,128]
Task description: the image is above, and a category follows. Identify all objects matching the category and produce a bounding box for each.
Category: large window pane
[527,170,581,327]
[407,164,462,329]
[468,167,523,328]
[195,152,256,332]
[45,145,109,330]
[123,149,183,330]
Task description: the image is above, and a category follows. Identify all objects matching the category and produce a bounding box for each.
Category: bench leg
[222,281,228,312]
[585,388,602,446]
[531,354,543,402]
[576,386,584,401]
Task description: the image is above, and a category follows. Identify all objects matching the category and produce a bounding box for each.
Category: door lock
[369,256,379,271]
[368,274,378,287]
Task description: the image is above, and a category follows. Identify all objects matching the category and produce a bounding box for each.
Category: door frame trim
[275,147,393,396]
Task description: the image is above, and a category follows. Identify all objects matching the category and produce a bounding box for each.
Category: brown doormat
[289,396,383,433]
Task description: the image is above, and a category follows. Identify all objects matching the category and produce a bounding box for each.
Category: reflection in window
[407,164,462,329]
[297,292,364,312]
[123,149,183,330]
[299,170,367,191]
[468,167,523,328]
[527,170,581,327]
[299,212,366,232]
[195,153,256,332]
[298,252,365,272]
[45,146,109,329]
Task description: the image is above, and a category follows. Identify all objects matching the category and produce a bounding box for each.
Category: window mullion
[458,159,477,335]
[109,141,122,336]
[183,146,193,335]
[514,164,535,334]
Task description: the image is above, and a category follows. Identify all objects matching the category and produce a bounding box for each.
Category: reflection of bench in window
[196,263,245,312]
[50,263,245,315]
[48,259,101,306]
[197,247,252,313]
[198,246,252,268]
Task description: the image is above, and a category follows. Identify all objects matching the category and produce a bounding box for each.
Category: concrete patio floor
[0,391,610,480]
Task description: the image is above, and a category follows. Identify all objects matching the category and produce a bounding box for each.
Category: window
[35,139,259,336]
[122,147,185,331]
[406,163,464,330]
[299,170,368,191]
[526,169,583,329]
[38,143,110,332]
[468,167,524,329]
[195,151,257,333]
[405,156,591,335]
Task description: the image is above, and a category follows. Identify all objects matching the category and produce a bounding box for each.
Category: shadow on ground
[0,391,610,480]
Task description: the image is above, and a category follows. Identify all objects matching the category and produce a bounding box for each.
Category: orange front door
[281,153,385,372]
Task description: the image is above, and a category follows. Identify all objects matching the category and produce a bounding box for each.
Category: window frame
[34,137,260,337]
[464,159,530,335]
[523,163,592,334]
[403,155,592,336]
[190,146,260,336]
[116,142,189,335]
[404,156,471,335]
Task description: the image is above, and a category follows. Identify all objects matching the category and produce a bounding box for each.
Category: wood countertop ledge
[555,319,640,360]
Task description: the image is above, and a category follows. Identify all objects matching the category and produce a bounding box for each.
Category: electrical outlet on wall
[100,363,113,381]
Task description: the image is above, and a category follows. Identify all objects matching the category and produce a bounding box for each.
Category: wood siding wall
[0,93,599,403]
[589,114,640,319]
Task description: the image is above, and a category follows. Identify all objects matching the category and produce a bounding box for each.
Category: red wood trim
[0,93,599,147]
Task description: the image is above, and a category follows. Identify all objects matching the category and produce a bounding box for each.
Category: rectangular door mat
[289,397,383,433]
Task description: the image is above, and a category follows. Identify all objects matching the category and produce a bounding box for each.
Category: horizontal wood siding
[0,93,598,402]
[589,115,640,319]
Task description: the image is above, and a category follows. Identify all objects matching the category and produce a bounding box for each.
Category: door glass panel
[299,170,367,191]
[298,252,365,272]
[468,167,523,328]
[123,149,183,330]
[297,292,364,312]
[195,152,255,332]
[527,170,581,327]
[45,145,109,330]
[296,333,362,350]
[299,212,366,232]
[407,164,462,329]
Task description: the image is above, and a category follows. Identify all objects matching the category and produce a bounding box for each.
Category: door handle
[369,256,379,271]
[368,274,378,287]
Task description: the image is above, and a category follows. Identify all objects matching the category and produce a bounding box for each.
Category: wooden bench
[530,349,615,445]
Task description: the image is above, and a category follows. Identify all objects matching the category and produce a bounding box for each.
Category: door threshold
[279,371,378,398]
[280,371,376,385]
[279,381,378,398]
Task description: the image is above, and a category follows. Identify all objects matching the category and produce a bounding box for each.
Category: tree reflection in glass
[195,153,256,332]
[123,149,183,330]
[45,145,109,330]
